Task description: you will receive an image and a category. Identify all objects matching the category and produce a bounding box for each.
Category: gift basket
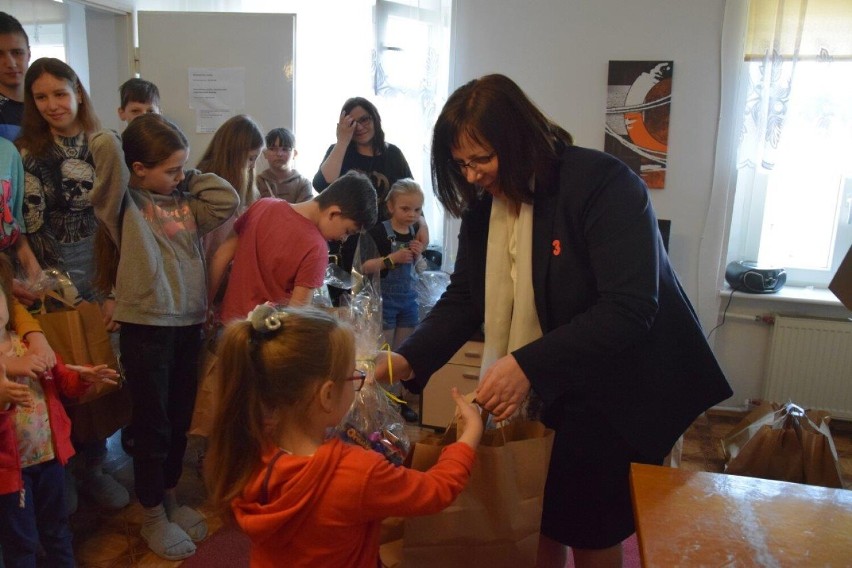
[332,234,410,465]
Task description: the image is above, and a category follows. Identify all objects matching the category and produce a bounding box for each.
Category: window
[725,0,852,287]
[373,0,453,249]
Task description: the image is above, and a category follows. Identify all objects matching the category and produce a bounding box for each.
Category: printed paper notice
[188,67,245,111]
[196,109,234,134]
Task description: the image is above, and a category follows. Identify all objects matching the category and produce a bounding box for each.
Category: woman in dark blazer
[378,74,732,568]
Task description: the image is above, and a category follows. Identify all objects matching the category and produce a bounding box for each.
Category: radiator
[763,315,852,420]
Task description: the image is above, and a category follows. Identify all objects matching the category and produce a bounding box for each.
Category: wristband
[383,256,395,270]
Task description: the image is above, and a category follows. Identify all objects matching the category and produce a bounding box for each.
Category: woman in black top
[313,97,419,304]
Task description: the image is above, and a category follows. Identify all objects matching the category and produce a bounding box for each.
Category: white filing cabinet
[420,340,484,430]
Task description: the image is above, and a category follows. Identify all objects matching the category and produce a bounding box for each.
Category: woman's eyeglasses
[449,152,496,173]
[353,115,373,127]
[345,369,367,392]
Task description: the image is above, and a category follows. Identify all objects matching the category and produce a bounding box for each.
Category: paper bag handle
[442,396,508,445]
[40,290,80,312]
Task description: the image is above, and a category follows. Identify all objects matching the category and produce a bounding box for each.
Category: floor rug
[181,524,250,568]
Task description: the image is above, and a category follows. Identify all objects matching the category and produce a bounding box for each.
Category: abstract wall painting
[605,61,673,189]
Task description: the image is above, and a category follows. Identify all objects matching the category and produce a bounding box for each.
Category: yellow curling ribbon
[378,342,407,405]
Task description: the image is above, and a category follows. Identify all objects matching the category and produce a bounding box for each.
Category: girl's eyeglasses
[345,369,367,392]
[353,115,373,127]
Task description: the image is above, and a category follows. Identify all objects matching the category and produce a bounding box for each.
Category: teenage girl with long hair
[205,304,481,568]
[90,112,238,560]
[15,57,129,512]
[196,114,264,263]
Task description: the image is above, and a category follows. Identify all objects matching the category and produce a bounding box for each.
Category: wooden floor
[68,406,852,567]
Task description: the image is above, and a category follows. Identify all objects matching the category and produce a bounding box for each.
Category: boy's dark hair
[265,127,295,148]
[315,170,377,229]
[0,12,29,46]
[119,77,160,109]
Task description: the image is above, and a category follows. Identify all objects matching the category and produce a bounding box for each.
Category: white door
[137,11,295,161]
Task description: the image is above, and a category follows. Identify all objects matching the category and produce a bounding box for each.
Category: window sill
[719,285,843,307]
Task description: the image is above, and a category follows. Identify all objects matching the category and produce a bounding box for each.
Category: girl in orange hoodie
[205,304,482,568]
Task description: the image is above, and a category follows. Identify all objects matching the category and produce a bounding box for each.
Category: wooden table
[630,463,852,567]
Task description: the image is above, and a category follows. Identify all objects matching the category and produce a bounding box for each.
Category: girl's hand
[2,353,50,379]
[407,239,425,257]
[475,354,531,422]
[25,332,57,368]
[67,364,119,386]
[100,299,120,332]
[391,247,416,265]
[453,388,484,450]
[0,364,33,409]
[336,110,357,146]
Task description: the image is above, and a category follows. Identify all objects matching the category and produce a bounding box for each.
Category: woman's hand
[336,110,357,146]
[373,351,413,385]
[12,279,39,308]
[23,332,56,369]
[475,354,530,422]
[66,364,119,386]
[0,364,33,409]
[100,299,120,332]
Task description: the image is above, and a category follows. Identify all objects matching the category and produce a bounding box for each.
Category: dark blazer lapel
[532,177,558,332]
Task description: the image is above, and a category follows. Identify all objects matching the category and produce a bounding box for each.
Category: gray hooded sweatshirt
[89,130,238,326]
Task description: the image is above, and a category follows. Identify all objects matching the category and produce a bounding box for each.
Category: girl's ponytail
[204,320,265,515]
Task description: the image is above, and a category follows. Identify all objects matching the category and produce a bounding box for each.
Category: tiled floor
[68,407,852,567]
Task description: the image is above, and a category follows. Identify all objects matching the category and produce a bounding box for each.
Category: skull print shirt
[20,133,97,269]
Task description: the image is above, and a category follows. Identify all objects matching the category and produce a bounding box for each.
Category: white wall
[451,0,725,302]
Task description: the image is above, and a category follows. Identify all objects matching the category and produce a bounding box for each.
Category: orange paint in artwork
[642,170,667,189]
[625,112,668,152]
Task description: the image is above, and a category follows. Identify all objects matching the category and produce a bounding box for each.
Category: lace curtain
[737,0,852,172]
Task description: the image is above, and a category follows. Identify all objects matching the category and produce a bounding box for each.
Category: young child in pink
[0,255,118,567]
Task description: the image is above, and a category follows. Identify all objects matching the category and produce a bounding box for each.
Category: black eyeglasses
[345,369,367,392]
[449,152,496,173]
[353,115,373,127]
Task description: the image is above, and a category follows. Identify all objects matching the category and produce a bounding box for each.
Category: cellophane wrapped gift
[332,234,410,465]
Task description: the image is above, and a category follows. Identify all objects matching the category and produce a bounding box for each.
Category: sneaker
[399,404,419,424]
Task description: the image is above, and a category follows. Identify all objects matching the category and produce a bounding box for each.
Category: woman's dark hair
[431,74,574,217]
[17,58,101,157]
[342,97,385,155]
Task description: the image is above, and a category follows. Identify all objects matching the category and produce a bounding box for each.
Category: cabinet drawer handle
[462,372,479,380]
[463,352,481,359]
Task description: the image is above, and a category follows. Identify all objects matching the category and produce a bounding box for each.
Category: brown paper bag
[397,417,554,568]
[189,345,219,437]
[722,401,843,488]
[34,295,131,442]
